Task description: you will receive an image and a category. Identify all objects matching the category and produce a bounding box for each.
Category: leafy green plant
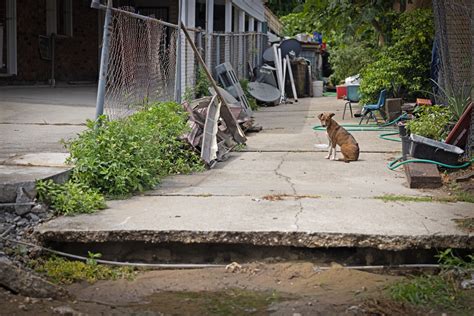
[65,102,204,197]
[195,65,211,99]
[329,44,377,85]
[239,79,258,111]
[433,80,472,121]
[359,9,434,104]
[31,255,135,284]
[406,105,451,141]
[436,248,474,271]
[36,179,106,216]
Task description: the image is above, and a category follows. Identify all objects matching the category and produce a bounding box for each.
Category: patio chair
[359,89,387,124]
[343,85,360,119]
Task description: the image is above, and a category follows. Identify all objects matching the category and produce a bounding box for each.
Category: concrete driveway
[0,85,96,162]
[36,97,474,251]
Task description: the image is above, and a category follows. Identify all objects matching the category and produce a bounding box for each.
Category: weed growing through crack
[30,252,136,285]
[388,249,474,312]
[374,194,462,203]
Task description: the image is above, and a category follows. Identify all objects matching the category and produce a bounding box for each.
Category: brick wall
[1,0,99,83]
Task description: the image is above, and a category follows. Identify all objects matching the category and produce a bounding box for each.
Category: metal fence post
[94,0,112,119]
[175,0,183,103]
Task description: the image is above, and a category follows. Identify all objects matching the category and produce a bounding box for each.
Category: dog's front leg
[330,145,337,160]
[326,142,333,159]
[325,135,332,159]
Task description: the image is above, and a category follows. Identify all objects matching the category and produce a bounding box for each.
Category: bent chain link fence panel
[432,0,473,157]
[101,8,267,120]
[105,8,178,120]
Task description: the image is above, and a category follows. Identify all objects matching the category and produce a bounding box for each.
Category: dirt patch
[261,194,321,201]
[0,262,447,315]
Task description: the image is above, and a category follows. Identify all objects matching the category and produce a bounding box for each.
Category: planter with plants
[405,105,464,164]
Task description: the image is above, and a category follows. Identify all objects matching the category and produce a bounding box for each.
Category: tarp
[232,0,265,22]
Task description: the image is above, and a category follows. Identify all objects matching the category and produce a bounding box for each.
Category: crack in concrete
[0,122,86,126]
[242,149,400,154]
[273,152,304,230]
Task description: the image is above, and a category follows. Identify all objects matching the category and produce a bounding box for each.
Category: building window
[47,0,73,37]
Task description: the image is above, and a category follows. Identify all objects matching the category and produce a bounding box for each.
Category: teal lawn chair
[359,89,387,124]
[343,85,360,119]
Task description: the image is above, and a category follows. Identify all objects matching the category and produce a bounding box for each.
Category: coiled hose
[313,114,473,170]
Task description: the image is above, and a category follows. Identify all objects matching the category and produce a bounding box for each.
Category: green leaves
[36,179,106,216]
[406,105,451,141]
[65,102,204,198]
[359,9,434,104]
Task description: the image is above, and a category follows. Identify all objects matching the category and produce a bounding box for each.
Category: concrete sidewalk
[36,97,473,250]
[0,85,94,199]
[0,85,95,163]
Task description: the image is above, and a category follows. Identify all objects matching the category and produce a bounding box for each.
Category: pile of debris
[179,25,319,168]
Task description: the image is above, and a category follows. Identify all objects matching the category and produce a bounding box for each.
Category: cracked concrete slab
[35,97,474,251]
[36,196,473,250]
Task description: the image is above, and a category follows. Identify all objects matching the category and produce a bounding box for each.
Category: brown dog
[318,112,359,162]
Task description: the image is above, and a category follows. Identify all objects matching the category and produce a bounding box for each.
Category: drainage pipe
[0,235,226,269]
[1,234,456,271]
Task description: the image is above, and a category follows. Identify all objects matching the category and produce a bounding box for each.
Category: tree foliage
[359,9,434,103]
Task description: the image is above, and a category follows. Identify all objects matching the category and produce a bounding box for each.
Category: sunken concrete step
[0,153,71,204]
[35,195,473,251]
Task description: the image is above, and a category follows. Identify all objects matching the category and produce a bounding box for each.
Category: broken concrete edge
[34,230,474,251]
[0,169,71,203]
[0,255,66,298]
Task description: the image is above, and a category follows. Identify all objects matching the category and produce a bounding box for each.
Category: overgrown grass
[36,179,106,216]
[389,274,462,310]
[30,253,136,285]
[388,249,474,312]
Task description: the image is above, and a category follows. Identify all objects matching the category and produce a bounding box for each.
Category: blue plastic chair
[343,85,361,119]
[359,89,387,124]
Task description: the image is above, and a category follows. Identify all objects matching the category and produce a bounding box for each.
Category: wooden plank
[404,163,442,189]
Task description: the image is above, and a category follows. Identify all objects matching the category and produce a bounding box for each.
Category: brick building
[0,0,99,83]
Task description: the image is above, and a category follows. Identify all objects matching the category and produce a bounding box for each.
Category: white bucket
[312,81,323,97]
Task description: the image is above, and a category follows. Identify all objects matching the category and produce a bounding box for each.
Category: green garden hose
[388,156,474,170]
[313,113,472,170]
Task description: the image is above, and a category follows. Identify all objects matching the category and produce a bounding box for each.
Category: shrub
[36,179,106,216]
[406,105,451,141]
[359,9,434,104]
[329,44,377,85]
[66,102,204,197]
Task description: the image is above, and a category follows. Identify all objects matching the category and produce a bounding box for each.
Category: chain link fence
[104,7,178,119]
[432,0,473,156]
[96,6,267,120]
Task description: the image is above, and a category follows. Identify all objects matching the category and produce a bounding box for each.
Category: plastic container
[401,135,411,160]
[336,85,347,99]
[409,134,464,165]
[312,81,323,97]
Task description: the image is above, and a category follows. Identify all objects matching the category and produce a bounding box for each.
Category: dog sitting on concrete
[318,112,359,163]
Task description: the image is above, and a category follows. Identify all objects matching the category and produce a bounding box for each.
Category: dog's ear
[317,113,324,120]
[329,113,335,118]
